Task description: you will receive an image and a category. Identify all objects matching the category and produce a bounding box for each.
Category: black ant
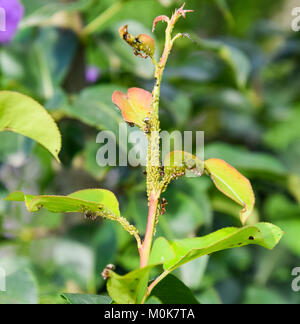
[160,198,168,215]
[126,121,135,127]
[144,117,150,134]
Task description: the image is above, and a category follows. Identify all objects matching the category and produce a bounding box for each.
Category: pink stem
[139,191,159,268]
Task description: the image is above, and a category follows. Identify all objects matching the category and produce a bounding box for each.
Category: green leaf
[30,238,95,291]
[211,194,259,225]
[205,158,255,224]
[150,274,199,304]
[21,0,94,29]
[263,106,300,151]
[0,269,38,304]
[0,257,38,304]
[197,288,222,304]
[1,29,77,99]
[107,266,156,304]
[214,0,235,28]
[4,189,139,238]
[61,293,112,305]
[179,256,209,289]
[145,296,162,304]
[0,91,61,162]
[5,189,119,215]
[274,220,300,257]
[64,85,125,135]
[243,286,287,304]
[149,237,175,265]
[165,191,205,238]
[205,142,287,179]
[194,37,250,88]
[151,223,283,272]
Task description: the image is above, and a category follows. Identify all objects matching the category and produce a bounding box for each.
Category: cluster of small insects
[119,25,155,59]
[159,166,165,177]
[170,169,186,180]
[84,210,98,221]
[101,264,116,280]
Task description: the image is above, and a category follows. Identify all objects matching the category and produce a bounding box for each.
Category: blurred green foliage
[0,0,300,304]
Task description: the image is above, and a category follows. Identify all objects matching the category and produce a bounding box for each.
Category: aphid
[119,25,155,59]
[160,197,168,215]
[101,264,115,280]
[84,210,97,221]
[144,117,150,134]
[184,158,196,170]
[159,166,165,177]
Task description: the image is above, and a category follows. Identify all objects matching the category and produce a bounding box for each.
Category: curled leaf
[136,34,156,58]
[119,25,155,59]
[112,88,152,129]
[4,189,139,239]
[152,15,170,32]
[205,158,255,224]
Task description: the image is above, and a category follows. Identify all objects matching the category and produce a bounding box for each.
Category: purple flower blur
[0,0,24,44]
[85,65,100,84]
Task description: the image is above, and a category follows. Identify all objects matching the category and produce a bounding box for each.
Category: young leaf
[107,265,156,304]
[205,158,255,224]
[4,189,139,239]
[0,91,61,162]
[151,223,283,272]
[61,293,112,305]
[112,88,152,129]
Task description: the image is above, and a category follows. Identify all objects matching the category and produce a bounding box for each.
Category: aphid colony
[119,25,155,59]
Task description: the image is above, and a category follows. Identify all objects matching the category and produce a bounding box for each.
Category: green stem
[139,18,179,269]
[81,1,124,37]
[141,270,170,304]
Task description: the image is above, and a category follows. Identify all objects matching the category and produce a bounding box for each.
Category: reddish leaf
[205,158,255,224]
[112,88,152,128]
